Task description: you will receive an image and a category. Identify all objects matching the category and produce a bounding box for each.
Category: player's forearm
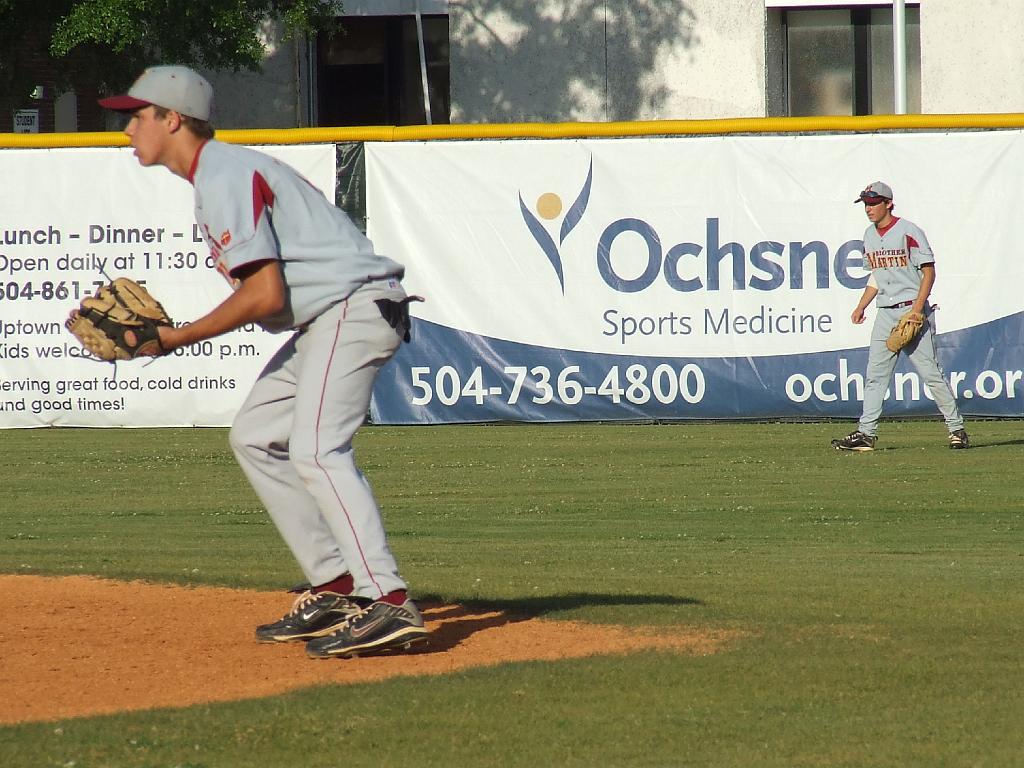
[159,260,286,350]
[160,295,269,349]
[856,285,878,312]
[913,265,936,312]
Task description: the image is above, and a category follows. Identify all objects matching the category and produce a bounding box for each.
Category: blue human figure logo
[518,158,594,293]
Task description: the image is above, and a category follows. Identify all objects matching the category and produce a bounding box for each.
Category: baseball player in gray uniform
[99,65,428,658]
[832,181,969,451]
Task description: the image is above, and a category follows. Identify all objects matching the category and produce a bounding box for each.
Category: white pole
[414,0,433,125]
[893,0,907,114]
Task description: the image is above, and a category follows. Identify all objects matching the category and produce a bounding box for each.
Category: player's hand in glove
[66,277,173,361]
[886,310,924,353]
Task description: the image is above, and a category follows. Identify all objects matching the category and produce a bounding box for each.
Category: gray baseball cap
[99,65,213,121]
[854,181,893,203]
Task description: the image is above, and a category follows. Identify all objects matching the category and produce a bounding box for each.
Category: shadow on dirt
[416,593,704,654]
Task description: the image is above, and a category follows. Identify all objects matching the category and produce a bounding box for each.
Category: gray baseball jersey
[188,138,412,600]
[190,139,405,331]
[857,215,963,437]
[862,216,933,306]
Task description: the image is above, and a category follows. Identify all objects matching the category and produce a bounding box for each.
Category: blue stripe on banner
[371,312,1024,424]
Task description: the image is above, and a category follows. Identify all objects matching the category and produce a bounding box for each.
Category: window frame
[767,3,921,117]
[339,1,448,16]
[314,13,450,127]
[765,1,918,7]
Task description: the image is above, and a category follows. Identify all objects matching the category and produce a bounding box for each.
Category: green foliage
[0,0,339,105]
[1,421,1023,766]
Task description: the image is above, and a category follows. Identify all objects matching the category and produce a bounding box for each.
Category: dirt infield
[1,575,730,725]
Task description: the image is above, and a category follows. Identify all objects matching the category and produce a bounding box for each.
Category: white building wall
[449,0,767,123]
[202,22,310,129]
[920,0,1024,113]
[201,1,1024,128]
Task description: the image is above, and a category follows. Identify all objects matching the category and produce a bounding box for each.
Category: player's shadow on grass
[962,438,1024,449]
[415,593,703,654]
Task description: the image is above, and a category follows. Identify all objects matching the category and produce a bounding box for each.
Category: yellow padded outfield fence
[3,112,1024,149]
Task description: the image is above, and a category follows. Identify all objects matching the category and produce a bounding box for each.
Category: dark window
[767,7,921,117]
[317,15,450,127]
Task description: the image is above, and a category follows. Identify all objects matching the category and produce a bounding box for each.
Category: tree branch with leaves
[0,0,339,106]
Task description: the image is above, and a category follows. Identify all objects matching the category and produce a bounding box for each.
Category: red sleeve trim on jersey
[906,234,920,249]
[252,171,275,229]
[186,139,211,184]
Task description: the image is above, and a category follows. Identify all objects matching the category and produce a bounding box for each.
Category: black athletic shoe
[255,590,364,643]
[305,600,430,659]
[948,429,970,450]
[831,431,877,451]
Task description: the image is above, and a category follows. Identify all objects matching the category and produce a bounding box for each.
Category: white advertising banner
[366,133,1024,423]
[0,144,337,428]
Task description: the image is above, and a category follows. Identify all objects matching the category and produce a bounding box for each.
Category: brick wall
[1,36,106,133]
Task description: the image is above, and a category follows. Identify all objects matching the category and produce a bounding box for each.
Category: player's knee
[282,431,312,473]
[227,423,250,461]
[228,412,264,460]
[288,440,356,482]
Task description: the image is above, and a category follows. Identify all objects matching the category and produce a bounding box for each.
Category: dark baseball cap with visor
[854,181,893,205]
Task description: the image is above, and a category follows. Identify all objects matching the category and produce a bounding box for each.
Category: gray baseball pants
[230,281,408,599]
[859,304,964,436]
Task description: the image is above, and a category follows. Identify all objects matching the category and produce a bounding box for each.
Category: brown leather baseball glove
[886,310,924,353]
[66,277,172,361]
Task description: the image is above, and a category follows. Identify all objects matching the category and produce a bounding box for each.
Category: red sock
[378,589,408,606]
[312,573,354,595]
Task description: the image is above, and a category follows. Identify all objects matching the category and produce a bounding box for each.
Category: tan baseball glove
[66,277,173,361]
[886,310,924,353]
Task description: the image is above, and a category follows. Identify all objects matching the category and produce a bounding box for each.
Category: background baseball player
[98,65,428,658]
[832,181,969,451]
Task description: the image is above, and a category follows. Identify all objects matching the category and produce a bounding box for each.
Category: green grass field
[1,421,1022,767]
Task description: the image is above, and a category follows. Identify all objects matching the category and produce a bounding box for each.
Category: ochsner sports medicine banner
[366,133,1024,423]
[0,144,336,427]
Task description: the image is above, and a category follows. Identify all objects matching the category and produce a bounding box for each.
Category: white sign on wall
[0,144,337,428]
[13,110,39,134]
[365,132,1024,423]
